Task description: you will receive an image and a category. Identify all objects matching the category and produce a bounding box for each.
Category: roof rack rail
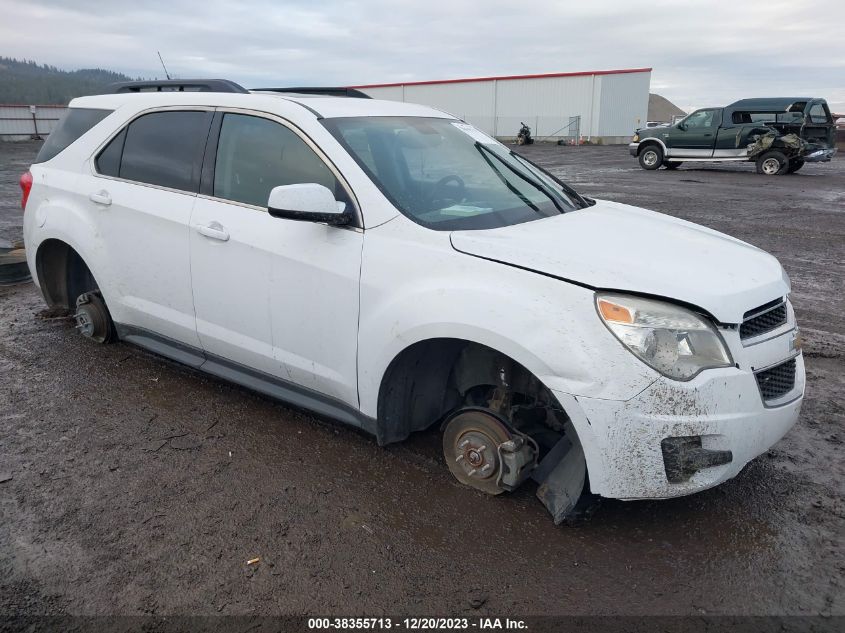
[105,79,249,94]
[252,87,371,99]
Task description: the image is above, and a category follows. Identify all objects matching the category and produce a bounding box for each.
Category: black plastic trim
[114,324,377,435]
[253,87,371,99]
[661,436,733,483]
[199,112,223,197]
[106,79,248,94]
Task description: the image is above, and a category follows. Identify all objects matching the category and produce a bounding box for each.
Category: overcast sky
[3,0,843,112]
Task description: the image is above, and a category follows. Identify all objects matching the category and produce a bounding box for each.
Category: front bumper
[803,147,837,163]
[628,142,640,157]
[554,351,804,500]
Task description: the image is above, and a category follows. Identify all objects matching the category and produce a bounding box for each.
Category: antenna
[157,51,171,80]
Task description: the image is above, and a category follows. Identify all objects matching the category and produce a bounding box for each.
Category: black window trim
[196,107,363,230]
[90,105,215,197]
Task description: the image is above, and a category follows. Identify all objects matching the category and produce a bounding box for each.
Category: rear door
[666,108,721,156]
[86,108,213,347]
[189,110,362,406]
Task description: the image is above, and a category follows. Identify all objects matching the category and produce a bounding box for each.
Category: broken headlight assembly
[596,293,733,381]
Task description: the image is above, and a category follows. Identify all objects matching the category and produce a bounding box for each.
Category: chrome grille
[755,358,797,402]
[741,300,787,340]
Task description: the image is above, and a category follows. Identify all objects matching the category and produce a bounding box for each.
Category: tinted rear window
[118,111,211,192]
[33,108,112,164]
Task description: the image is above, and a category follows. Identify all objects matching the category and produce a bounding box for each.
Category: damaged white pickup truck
[21,80,804,523]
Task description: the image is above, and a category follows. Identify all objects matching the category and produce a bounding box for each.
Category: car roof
[68,90,455,120]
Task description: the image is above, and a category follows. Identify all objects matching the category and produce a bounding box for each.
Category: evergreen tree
[0,57,136,104]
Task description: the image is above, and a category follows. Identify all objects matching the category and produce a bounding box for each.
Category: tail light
[20,171,33,211]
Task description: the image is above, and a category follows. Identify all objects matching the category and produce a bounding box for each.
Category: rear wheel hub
[74,292,112,344]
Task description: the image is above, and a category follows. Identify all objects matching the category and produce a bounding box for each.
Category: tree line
[0,57,136,104]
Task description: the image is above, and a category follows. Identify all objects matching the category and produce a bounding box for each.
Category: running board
[666,157,748,162]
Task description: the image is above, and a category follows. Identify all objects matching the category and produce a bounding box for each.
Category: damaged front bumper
[553,353,804,500]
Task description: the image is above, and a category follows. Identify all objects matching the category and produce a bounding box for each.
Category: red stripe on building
[350,68,652,89]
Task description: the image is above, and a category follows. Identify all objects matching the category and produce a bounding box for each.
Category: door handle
[88,190,112,206]
[195,222,230,242]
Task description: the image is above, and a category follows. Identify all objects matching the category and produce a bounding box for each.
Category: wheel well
[376,338,571,450]
[638,140,663,155]
[35,239,98,310]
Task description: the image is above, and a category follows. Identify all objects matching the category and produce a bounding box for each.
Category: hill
[648,93,686,122]
[0,57,135,105]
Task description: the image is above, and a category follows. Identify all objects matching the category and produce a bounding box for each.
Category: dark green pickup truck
[629,97,837,174]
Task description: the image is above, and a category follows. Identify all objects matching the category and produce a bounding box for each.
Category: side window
[684,109,715,129]
[95,128,126,177]
[116,111,211,192]
[213,113,343,207]
[34,108,112,164]
[808,103,829,124]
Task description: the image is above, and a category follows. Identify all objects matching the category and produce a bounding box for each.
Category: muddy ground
[0,141,843,619]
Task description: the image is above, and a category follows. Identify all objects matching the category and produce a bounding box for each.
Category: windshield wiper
[508,151,589,208]
[475,142,565,213]
[475,143,541,213]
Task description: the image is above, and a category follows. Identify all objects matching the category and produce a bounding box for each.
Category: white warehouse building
[353,67,651,144]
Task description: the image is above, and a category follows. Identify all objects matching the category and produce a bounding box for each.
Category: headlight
[632,133,640,142]
[596,293,733,381]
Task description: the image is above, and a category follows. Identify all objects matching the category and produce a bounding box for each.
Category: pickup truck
[629,97,837,174]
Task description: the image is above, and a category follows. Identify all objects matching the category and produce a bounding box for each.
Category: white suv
[20,80,804,522]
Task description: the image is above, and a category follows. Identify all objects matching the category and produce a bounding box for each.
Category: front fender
[636,135,669,154]
[357,219,658,418]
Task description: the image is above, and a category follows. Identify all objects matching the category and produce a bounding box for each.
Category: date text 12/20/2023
[307,617,528,630]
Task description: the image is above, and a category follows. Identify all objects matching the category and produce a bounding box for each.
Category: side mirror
[267,183,351,226]
[677,122,687,131]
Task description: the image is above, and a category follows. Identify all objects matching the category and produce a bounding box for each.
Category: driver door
[190,110,363,408]
[667,108,720,156]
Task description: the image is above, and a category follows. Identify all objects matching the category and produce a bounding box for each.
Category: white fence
[0,105,67,141]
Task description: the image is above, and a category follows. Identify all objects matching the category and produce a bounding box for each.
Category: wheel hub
[73,292,111,343]
[762,158,779,174]
[74,309,95,337]
[443,408,539,496]
[455,431,498,479]
[643,150,658,166]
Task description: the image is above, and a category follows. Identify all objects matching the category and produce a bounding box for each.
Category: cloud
[2,0,843,111]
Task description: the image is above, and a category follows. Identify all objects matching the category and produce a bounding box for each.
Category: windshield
[322,117,582,230]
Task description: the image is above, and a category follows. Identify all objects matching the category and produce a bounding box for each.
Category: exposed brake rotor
[74,291,112,344]
[442,408,537,495]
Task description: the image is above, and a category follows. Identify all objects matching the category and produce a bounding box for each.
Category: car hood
[450,200,789,323]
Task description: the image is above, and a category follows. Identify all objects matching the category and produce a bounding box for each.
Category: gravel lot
[1,140,843,620]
